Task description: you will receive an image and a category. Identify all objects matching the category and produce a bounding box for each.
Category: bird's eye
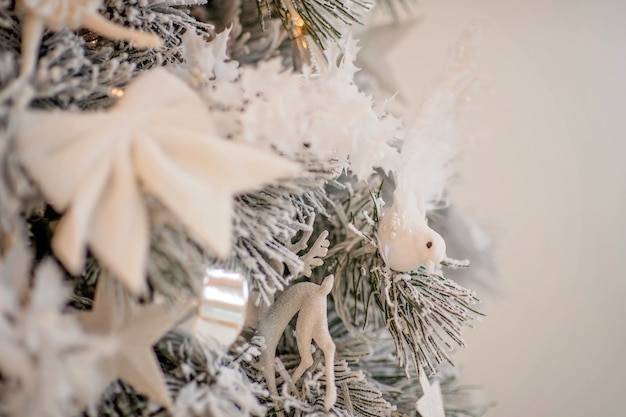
[426,241,433,249]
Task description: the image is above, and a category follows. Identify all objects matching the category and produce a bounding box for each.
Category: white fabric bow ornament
[17,69,300,293]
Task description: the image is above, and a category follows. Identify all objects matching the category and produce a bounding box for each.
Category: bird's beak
[426,260,435,274]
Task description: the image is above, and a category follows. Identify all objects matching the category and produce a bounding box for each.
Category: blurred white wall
[382,0,626,416]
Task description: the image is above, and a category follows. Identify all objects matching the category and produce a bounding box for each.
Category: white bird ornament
[377,198,446,274]
[376,28,478,274]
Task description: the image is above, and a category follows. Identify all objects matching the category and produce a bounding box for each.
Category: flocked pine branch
[247,299,488,417]
[138,154,342,304]
[327,295,490,417]
[0,0,213,111]
[232,156,342,305]
[321,176,481,376]
[191,0,286,64]
[259,0,372,45]
[162,333,267,417]
[92,332,267,417]
[241,321,397,417]
[0,241,111,417]
[251,0,417,51]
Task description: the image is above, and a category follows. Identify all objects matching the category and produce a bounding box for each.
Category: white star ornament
[415,369,445,417]
[78,275,193,408]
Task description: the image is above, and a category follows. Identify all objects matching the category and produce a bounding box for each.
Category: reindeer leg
[260,353,278,401]
[291,314,315,384]
[314,327,337,410]
[260,353,287,417]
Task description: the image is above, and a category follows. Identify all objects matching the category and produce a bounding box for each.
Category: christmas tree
[0,0,494,416]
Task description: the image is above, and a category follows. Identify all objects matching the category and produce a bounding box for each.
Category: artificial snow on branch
[0,0,214,110]
[0,241,110,417]
[15,0,162,80]
[232,156,341,305]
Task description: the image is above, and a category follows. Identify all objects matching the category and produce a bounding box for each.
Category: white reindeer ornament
[257,275,337,411]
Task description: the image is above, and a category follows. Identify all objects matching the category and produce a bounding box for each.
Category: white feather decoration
[173,32,402,181]
[378,28,481,273]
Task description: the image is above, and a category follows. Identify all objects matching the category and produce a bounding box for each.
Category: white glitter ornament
[258,275,337,411]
